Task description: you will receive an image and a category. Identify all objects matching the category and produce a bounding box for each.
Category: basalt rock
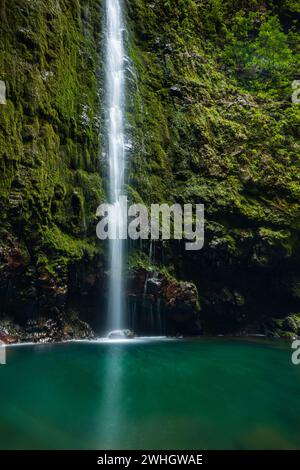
[128,266,201,335]
[0,322,21,344]
[0,309,95,344]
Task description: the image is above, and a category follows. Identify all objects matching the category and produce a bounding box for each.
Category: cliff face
[126,0,300,336]
[1,0,300,339]
[0,0,105,337]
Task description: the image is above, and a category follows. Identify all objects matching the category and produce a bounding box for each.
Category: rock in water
[107,329,135,339]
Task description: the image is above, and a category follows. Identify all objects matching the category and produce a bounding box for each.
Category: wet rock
[283,316,299,334]
[0,309,95,345]
[0,320,21,344]
[170,85,182,97]
[107,329,135,339]
[128,266,200,334]
[161,279,199,313]
[37,269,68,297]
[263,314,300,338]
[147,276,162,294]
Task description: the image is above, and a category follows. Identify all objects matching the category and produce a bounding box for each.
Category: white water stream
[106,0,126,330]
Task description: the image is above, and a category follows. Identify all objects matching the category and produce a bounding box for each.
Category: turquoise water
[0,338,299,450]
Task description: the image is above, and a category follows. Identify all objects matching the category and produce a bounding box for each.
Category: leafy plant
[222,13,299,97]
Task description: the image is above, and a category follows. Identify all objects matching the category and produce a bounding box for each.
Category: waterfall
[106,0,126,330]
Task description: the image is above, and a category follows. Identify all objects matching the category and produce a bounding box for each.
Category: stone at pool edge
[107,329,135,339]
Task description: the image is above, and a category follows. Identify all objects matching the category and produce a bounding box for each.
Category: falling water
[106,0,126,330]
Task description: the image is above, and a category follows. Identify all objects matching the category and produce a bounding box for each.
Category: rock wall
[125,0,300,336]
[1,0,300,339]
[0,0,105,337]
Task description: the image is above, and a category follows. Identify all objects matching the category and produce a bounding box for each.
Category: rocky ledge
[0,310,94,345]
[128,266,201,335]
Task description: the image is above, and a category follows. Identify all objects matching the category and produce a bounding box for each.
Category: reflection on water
[97,345,123,448]
[95,337,173,447]
[0,338,300,450]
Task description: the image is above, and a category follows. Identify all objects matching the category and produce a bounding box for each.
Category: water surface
[0,338,299,449]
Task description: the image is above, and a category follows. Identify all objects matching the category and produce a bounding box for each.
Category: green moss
[0,0,104,288]
[126,0,300,233]
[124,0,300,331]
[42,224,97,259]
[271,314,300,338]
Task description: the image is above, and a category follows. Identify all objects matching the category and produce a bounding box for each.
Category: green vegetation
[0,0,104,300]
[126,0,300,333]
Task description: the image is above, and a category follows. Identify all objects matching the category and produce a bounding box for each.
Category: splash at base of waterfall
[106,329,135,340]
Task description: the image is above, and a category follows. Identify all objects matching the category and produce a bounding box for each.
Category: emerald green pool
[0,338,299,449]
